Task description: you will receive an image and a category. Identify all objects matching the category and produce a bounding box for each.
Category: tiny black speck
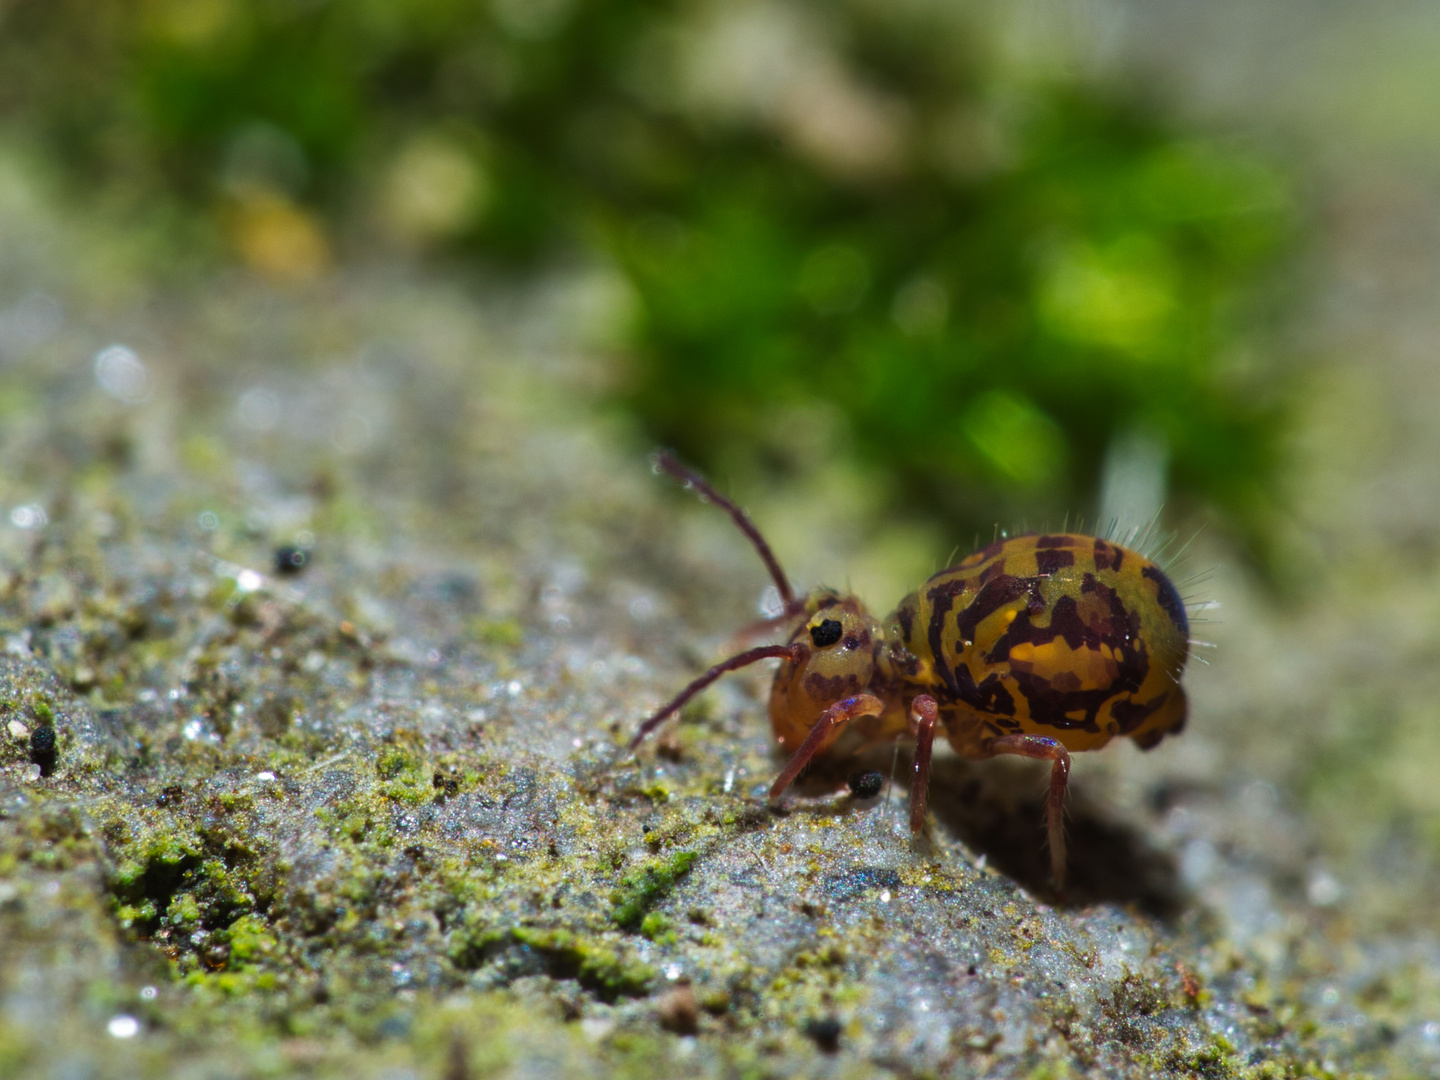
[431,771,460,798]
[847,771,884,798]
[274,545,310,574]
[30,724,56,776]
[804,1016,842,1052]
[809,619,844,648]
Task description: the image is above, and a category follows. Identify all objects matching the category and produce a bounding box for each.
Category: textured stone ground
[5,20,1440,1067]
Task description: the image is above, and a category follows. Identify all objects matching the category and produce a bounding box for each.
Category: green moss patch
[610,850,698,930]
[511,927,656,1001]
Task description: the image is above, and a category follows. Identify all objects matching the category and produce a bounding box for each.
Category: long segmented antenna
[630,643,806,749]
[651,449,796,609]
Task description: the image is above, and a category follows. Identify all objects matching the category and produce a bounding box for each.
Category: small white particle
[94,344,151,404]
[235,569,264,593]
[506,680,522,696]
[1307,870,1341,907]
[572,738,583,749]
[22,764,41,783]
[9,504,47,529]
[664,963,683,981]
[255,771,276,782]
[1423,1021,1440,1041]
[580,1017,614,1042]
[7,719,29,740]
[495,854,508,862]
[723,769,735,794]
[107,1015,140,1039]
[974,854,987,872]
[879,890,891,903]
[139,986,158,1001]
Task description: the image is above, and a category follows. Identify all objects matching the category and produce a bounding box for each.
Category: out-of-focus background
[6,1,1440,1077]
[0,0,1303,572]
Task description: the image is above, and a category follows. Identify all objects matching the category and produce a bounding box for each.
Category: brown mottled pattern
[879,533,1189,755]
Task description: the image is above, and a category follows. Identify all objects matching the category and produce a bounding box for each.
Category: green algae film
[610,851,699,931]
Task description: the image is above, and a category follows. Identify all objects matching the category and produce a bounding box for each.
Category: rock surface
[3,105,1440,1077]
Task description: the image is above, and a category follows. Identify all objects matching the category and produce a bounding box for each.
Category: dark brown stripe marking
[1112,691,1167,735]
[1035,549,1075,575]
[896,599,915,642]
[924,576,972,698]
[950,663,1017,716]
[1092,538,1123,572]
[981,576,1151,733]
[1005,670,1110,732]
[957,575,1044,644]
[1142,564,1189,637]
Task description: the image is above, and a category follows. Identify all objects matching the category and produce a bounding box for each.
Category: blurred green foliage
[0,0,1296,555]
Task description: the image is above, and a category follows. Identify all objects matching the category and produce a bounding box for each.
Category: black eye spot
[809,619,844,648]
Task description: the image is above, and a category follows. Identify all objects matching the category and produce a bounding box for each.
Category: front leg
[981,734,1072,890]
[768,694,885,803]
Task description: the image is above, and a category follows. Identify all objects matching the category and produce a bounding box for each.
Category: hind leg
[981,734,1071,890]
[908,695,939,833]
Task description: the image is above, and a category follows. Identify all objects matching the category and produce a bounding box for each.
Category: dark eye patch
[809,619,844,647]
